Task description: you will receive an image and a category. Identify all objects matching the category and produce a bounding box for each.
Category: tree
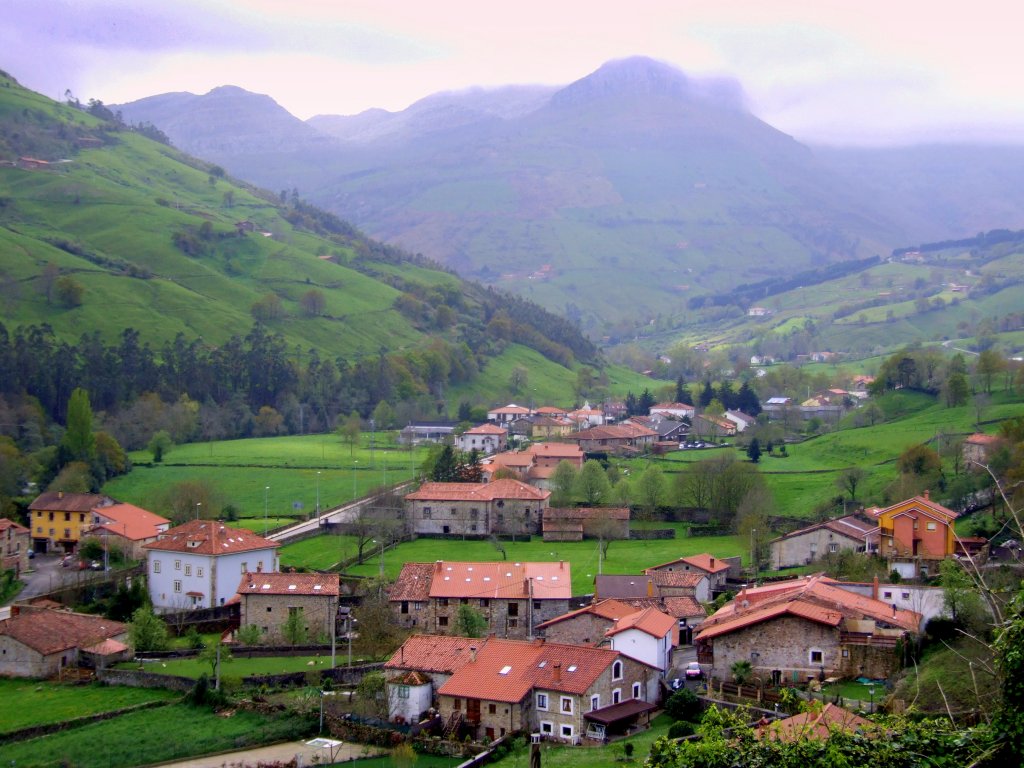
[237,624,263,645]
[634,464,666,520]
[94,431,128,480]
[456,604,488,637]
[575,459,611,506]
[664,687,701,722]
[147,429,173,462]
[836,466,867,502]
[251,293,284,322]
[897,444,941,477]
[976,348,1004,394]
[282,608,308,645]
[299,289,326,317]
[735,484,773,573]
[355,670,388,719]
[197,641,232,687]
[698,380,714,408]
[746,438,761,464]
[47,461,93,493]
[337,411,361,457]
[944,370,970,407]
[730,659,753,684]
[128,606,169,652]
[939,559,986,631]
[54,276,84,307]
[352,588,408,660]
[550,460,578,507]
[589,507,624,560]
[430,444,459,482]
[509,365,529,393]
[61,388,95,464]
[253,405,285,436]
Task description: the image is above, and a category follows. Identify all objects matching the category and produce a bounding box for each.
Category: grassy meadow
[118,654,362,683]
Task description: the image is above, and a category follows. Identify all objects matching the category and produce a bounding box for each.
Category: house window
[488,703,497,714]
[883,591,892,600]
[828,543,838,553]
[398,686,410,699]
[536,693,548,710]
[153,560,161,573]
[561,725,573,740]
[508,602,519,617]
[49,528,55,536]
[267,606,273,612]
[632,683,641,699]
[540,721,553,734]
[423,507,431,519]
[612,661,623,680]
[470,524,477,532]
[612,689,621,704]
[401,601,409,614]
[175,560,181,570]
[49,512,54,521]
[480,599,489,608]
[173,580,182,593]
[440,598,449,607]
[438,616,449,627]
[64,529,71,539]
[452,698,461,710]
[927,522,937,531]
[809,649,823,665]
[65,512,70,521]
[902,592,910,600]
[451,508,457,516]
[508,618,518,628]
[460,597,469,605]
[470,509,479,520]
[185,565,192,576]
[842,649,849,657]
[590,695,600,711]
[561,697,572,714]
[197,567,203,577]
[240,562,247,573]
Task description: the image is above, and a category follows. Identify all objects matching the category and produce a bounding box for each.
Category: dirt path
[155,738,382,767]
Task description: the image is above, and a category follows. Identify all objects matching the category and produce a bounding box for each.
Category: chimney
[923,490,930,501]
[435,560,443,574]
[58,491,64,500]
[872,576,879,601]
[709,557,715,568]
[470,645,477,663]
[553,662,561,682]
[560,560,564,570]
[647,579,654,598]
[10,605,19,617]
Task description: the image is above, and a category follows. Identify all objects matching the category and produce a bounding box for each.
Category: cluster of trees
[872,346,1019,405]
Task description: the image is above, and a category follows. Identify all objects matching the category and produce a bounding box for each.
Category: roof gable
[143,519,279,556]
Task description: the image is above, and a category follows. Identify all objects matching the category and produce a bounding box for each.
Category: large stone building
[404,479,550,537]
[236,571,340,644]
[695,574,921,685]
[770,515,879,570]
[542,507,630,542]
[389,560,572,639]
[565,424,657,455]
[144,519,279,612]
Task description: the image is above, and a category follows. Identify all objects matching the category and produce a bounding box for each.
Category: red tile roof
[0,518,30,535]
[661,596,707,619]
[535,599,638,630]
[570,424,657,441]
[463,423,508,435]
[29,491,112,512]
[90,503,170,541]
[606,606,677,640]
[756,703,874,741]
[438,638,622,702]
[405,479,549,502]
[0,607,127,655]
[545,507,629,521]
[965,433,1000,445]
[647,553,731,574]
[868,494,958,523]
[770,515,878,545]
[237,571,339,596]
[527,442,583,458]
[143,519,279,556]
[648,571,707,589]
[389,562,434,602]
[386,634,483,674]
[427,561,571,600]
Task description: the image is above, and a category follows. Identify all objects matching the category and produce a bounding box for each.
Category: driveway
[8,552,104,604]
[156,738,382,768]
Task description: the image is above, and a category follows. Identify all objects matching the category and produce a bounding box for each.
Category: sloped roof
[389,562,434,602]
[770,515,878,544]
[438,638,622,702]
[29,491,111,512]
[0,607,127,655]
[594,575,659,600]
[463,423,508,435]
[647,553,731,574]
[527,442,583,458]
[650,402,694,411]
[869,492,958,523]
[606,606,677,640]
[544,507,629,521]
[0,517,30,535]
[427,561,571,600]
[661,596,707,619]
[404,479,549,502]
[386,634,483,674]
[757,703,874,741]
[965,433,1000,446]
[237,571,339,596]
[389,670,432,686]
[648,571,707,589]
[569,424,657,441]
[143,519,279,556]
[82,638,129,656]
[535,599,638,630]
[489,404,531,414]
[90,502,170,541]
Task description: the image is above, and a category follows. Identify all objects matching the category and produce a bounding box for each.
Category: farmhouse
[867,491,958,577]
[648,402,695,419]
[85,502,171,560]
[962,433,1001,469]
[0,517,31,576]
[389,560,572,639]
[0,605,128,678]
[384,634,481,723]
[535,599,639,645]
[542,507,630,542]
[404,479,550,537]
[144,519,279,612]
[487,404,532,424]
[236,571,340,645]
[29,491,114,553]
[695,574,921,684]
[455,423,508,454]
[644,552,736,592]
[770,515,879,570]
[566,423,657,455]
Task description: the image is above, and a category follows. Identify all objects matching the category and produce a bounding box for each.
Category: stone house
[695,574,921,685]
[0,605,128,678]
[29,491,114,554]
[644,553,735,592]
[436,637,659,744]
[85,502,170,560]
[0,517,31,576]
[770,515,879,570]
[144,519,279,612]
[487,404,532,424]
[962,433,1001,469]
[566,424,657,455]
[384,634,484,723]
[536,599,639,645]
[404,479,550,537]
[389,560,572,640]
[542,507,630,542]
[236,571,340,644]
[456,423,508,454]
[691,414,737,438]
[649,402,695,419]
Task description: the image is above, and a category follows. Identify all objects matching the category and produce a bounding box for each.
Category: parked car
[27,549,34,559]
[89,560,104,571]
[61,555,75,568]
[684,661,704,680]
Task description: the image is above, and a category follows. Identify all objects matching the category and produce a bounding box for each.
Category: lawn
[0,703,314,768]
[338,533,745,594]
[0,680,178,735]
[117,653,360,683]
[103,432,426,519]
[280,533,364,570]
[486,713,674,768]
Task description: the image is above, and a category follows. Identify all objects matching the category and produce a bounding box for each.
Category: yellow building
[28,491,113,554]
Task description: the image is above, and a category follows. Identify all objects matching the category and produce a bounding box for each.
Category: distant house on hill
[0,518,31,577]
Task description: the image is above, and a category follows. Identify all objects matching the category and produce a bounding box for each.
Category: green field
[103,432,426,519]
[0,703,313,768]
[0,680,178,735]
[118,653,365,683]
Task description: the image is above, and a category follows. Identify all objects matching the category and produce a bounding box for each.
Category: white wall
[148,547,277,611]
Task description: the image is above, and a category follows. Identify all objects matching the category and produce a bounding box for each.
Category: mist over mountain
[116,56,1024,335]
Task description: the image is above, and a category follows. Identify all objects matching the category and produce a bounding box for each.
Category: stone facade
[240,591,338,644]
[411,497,542,537]
[770,526,866,570]
[0,518,30,576]
[539,613,616,646]
[424,596,570,640]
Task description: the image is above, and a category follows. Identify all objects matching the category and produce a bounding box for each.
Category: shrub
[665,688,701,722]
[668,720,695,739]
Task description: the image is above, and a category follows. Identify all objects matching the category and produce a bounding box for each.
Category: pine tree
[746,438,762,463]
[699,380,715,408]
[61,388,95,464]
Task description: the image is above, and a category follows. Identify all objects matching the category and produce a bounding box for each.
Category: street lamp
[352,460,358,500]
[263,486,270,536]
[316,471,321,518]
[372,539,384,578]
[750,528,757,580]
[195,502,201,520]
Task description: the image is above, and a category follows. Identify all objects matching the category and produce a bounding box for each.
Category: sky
[5,0,1024,146]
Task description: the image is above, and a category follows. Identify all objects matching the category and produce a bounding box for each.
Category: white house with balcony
[143,519,279,612]
[455,423,508,454]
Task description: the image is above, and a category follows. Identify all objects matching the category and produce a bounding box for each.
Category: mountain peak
[552,56,745,110]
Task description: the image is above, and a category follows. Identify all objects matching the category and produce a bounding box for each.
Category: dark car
[684,661,704,680]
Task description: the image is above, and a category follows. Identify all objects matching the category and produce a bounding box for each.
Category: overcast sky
[5,0,1023,145]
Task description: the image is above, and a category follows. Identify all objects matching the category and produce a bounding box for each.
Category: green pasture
[280,534,364,570]
[104,433,426,518]
[119,654,362,682]
[336,530,745,594]
[0,703,313,768]
[0,680,177,735]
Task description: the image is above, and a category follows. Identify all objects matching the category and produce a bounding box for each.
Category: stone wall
[708,616,842,686]
[240,593,338,644]
[98,667,196,691]
[540,614,614,646]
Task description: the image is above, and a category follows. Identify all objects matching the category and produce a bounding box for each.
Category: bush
[665,687,702,722]
[668,720,695,739]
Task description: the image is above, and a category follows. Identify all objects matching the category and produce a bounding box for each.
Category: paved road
[6,552,110,604]
[156,738,382,767]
